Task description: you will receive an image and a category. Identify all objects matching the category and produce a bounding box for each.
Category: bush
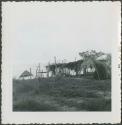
[93,61,108,80]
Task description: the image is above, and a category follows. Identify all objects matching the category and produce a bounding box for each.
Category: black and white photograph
[1,1,121,124]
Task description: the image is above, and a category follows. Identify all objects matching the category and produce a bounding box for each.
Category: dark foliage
[94,61,108,80]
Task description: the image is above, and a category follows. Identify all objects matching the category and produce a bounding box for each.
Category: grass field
[13,77,111,111]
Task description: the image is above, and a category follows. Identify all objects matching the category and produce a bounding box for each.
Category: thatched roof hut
[20,70,33,78]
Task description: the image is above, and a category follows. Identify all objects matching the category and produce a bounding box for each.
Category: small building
[46,59,84,77]
[36,70,47,78]
[19,70,33,79]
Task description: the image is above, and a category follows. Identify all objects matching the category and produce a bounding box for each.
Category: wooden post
[47,62,50,78]
[75,57,78,76]
[36,65,39,78]
[61,60,63,75]
[42,70,43,78]
[30,68,32,79]
[54,56,57,76]
[39,63,41,72]
[36,69,37,77]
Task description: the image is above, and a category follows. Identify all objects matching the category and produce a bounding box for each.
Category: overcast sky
[2,2,120,77]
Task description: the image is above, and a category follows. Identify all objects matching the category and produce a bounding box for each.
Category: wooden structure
[46,59,84,77]
[19,69,33,79]
[45,53,111,79]
[36,63,47,78]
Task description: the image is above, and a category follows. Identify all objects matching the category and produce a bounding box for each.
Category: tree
[79,50,110,79]
[79,50,100,76]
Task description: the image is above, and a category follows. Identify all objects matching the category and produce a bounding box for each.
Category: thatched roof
[96,55,108,61]
[20,70,33,78]
[46,59,83,70]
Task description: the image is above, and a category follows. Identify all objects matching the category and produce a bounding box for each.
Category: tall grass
[13,99,59,111]
[13,77,111,111]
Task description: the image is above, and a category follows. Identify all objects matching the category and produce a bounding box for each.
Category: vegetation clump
[93,61,109,80]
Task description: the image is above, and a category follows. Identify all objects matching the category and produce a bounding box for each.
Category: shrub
[93,61,108,80]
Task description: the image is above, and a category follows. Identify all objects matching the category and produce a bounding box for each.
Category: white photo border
[1,1,121,124]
